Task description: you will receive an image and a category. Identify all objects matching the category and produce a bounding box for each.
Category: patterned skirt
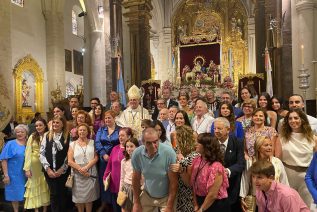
[72,164,100,203]
[121,182,133,210]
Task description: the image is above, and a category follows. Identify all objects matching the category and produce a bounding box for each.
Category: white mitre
[128,85,141,99]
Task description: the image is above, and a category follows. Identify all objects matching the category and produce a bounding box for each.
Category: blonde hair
[175,125,196,156]
[254,136,271,160]
[48,115,69,143]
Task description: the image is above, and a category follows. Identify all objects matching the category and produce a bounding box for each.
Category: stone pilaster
[295,0,316,99]
[162,27,174,83]
[248,17,256,73]
[42,0,65,100]
[123,0,152,86]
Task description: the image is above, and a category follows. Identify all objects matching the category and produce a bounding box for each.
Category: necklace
[79,141,88,163]
[194,156,208,191]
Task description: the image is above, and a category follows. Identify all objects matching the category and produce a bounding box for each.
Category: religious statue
[221,76,234,89]
[206,60,221,83]
[192,60,202,73]
[22,79,31,107]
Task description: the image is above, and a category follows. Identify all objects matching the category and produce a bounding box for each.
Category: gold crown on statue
[128,85,141,99]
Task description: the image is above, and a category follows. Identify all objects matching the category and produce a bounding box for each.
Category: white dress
[71,140,100,203]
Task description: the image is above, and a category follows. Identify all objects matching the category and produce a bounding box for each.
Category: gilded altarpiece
[13,55,44,123]
[172,0,249,89]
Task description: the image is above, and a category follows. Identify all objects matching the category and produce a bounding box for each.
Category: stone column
[42,1,65,99]
[160,27,173,83]
[42,1,65,96]
[123,0,152,86]
[295,0,316,114]
[90,30,106,101]
[0,0,13,126]
[84,0,107,104]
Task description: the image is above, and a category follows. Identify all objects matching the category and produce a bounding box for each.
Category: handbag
[103,172,111,191]
[117,190,128,206]
[65,174,73,188]
[65,141,76,189]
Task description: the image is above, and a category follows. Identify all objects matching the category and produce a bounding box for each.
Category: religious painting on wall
[73,49,83,75]
[21,71,35,110]
[11,0,24,7]
[65,49,72,72]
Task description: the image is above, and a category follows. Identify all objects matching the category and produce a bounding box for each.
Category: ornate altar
[172,0,249,90]
[141,79,161,112]
[13,55,44,124]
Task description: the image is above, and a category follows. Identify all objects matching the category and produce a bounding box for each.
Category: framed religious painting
[13,55,44,123]
[73,49,83,75]
[65,49,72,72]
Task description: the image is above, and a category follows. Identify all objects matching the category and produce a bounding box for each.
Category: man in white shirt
[191,99,214,134]
[166,106,178,140]
[278,94,317,134]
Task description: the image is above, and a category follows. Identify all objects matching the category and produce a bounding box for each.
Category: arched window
[72,10,78,35]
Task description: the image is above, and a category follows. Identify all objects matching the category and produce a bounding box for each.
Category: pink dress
[190,157,229,198]
[103,145,125,193]
[245,126,277,157]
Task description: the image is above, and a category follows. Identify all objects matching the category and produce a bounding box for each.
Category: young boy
[250,160,309,212]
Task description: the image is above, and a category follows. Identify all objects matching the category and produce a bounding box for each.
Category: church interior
[0,0,317,127]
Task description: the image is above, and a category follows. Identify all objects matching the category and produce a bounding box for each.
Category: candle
[301,45,304,65]
[154,87,157,99]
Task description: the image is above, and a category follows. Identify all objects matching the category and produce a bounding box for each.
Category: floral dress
[245,126,277,157]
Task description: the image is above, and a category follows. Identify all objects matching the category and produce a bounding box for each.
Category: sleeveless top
[281,132,315,167]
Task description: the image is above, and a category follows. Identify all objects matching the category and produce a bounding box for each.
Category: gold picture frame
[13,55,44,123]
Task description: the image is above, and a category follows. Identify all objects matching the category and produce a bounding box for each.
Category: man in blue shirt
[131,127,178,212]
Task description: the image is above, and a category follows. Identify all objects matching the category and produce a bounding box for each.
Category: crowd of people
[1,84,317,212]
